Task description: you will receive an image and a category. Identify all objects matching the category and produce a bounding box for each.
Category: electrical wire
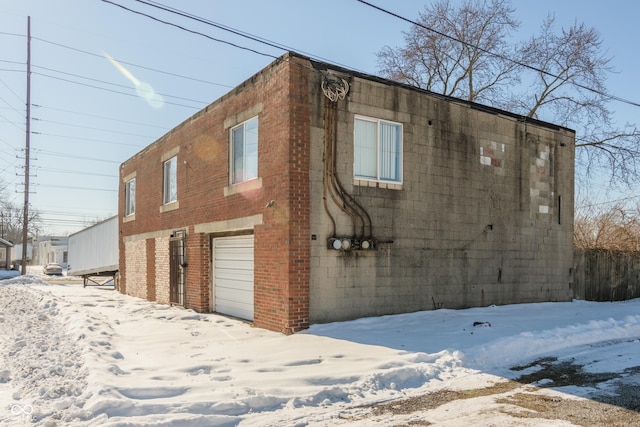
[36,166,118,178]
[146,1,364,71]
[32,117,157,139]
[355,0,640,109]
[31,132,146,149]
[0,32,24,38]
[0,149,16,164]
[35,149,122,164]
[0,111,24,132]
[32,104,168,130]
[33,64,210,105]
[37,183,116,192]
[32,72,202,109]
[0,96,23,119]
[33,37,235,89]
[0,135,20,150]
[36,206,115,216]
[101,0,277,59]
[0,72,25,102]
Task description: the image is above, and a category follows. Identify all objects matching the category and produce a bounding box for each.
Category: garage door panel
[216,271,253,287]
[215,237,253,249]
[213,236,254,321]
[216,259,253,271]
[215,278,253,293]
[215,247,254,261]
[214,298,253,320]
[216,286,253,301]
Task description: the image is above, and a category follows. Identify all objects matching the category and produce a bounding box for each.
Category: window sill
[160,201,179,213]
[353,178,402,190]
[123,213,136,223]
[224,177,263,197]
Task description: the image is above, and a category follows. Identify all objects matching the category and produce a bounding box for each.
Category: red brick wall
[252,56,311,333]
[185,231,210,312]
[146,238,156,301]
[119,53,312,333]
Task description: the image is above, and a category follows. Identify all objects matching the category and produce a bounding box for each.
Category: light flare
[103,51,164,109]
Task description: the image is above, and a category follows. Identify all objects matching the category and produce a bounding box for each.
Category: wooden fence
[573,249,640,301]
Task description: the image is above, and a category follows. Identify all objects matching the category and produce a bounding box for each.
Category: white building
[35,236,69,268]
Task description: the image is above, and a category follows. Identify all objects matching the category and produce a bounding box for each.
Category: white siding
[68,216,119,276]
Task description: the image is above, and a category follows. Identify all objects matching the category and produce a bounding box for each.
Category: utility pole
[21,16,31,275]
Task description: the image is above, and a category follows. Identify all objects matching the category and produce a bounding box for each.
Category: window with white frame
[354,116,403,183]
[163,156,177,204]
[230,117,258,184]
[125,178,136,216]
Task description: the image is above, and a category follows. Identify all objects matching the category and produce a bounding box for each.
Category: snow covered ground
[1,273,639,426]
[0,270,20,280]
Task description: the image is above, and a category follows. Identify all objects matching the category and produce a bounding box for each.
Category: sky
[1,273,639,425]
[1,0,639,236]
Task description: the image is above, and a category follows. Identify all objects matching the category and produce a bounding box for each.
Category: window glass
[380,121,401,181]
[231,117,259,184]
[125,178,136,216]
[244,118,258,180]
[354,117,402,183]
[163,156,177,204]
[354,118,377,179]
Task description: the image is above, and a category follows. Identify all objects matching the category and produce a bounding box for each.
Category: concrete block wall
[307,64,575,323]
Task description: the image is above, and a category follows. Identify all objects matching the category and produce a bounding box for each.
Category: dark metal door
[169,236,185,305]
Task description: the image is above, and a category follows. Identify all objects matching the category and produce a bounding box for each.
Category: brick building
[119,52,575,334]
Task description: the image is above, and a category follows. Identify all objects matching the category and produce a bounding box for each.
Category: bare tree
[514,16,640,185]
[575,201,640,251]
[377,0,520,104]
[377,1,640,186]
[0,200,42,244]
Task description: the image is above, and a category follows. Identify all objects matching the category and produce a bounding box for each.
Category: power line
[0,95,23,118]
[33,37,235,89]
[354,0,640,110]
[32,117,157,139]
[101,0,278,59]
[37,183,117,192]
[0,75,26,108]
[36,166,118,178]
[33,64,210,105]
[0,110,24,132]
[111,0,362,73]
[35,149,122,164]
[136,0,290,53]
[32,104,168,130]
[39,210,113,219]
[0,149,16,164]
[0,135,20,150]
[33,65,208,104]
[31,132,146,149]
[32,72,202,109]
[0,31,25,38]
[36,205,115,215]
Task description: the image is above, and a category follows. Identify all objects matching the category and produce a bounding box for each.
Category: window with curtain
[354,116,402,183]
[231,117,258,184]
[125,177,136,216]
[163,156,177,204]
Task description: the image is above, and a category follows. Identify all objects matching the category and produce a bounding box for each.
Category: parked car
[43,263,63,275]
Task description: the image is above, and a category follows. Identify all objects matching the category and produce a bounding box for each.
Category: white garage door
[213,236,254,321]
